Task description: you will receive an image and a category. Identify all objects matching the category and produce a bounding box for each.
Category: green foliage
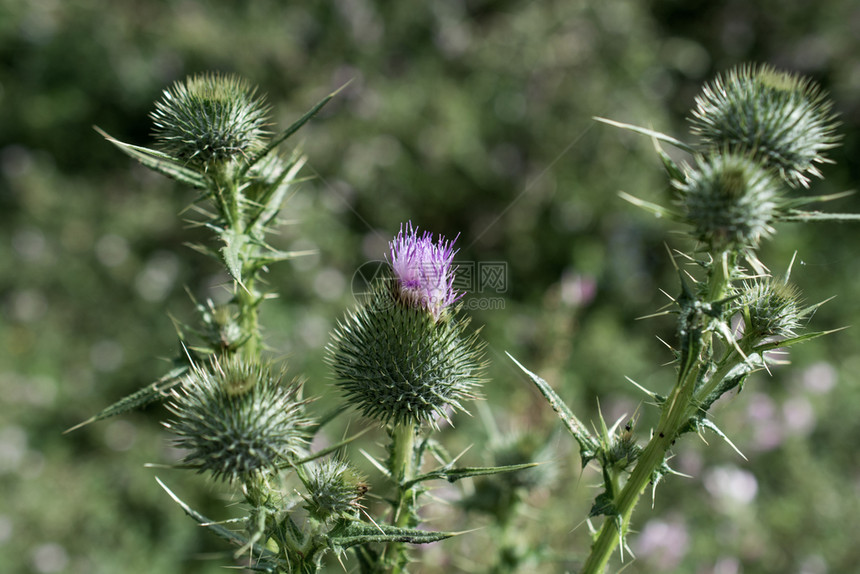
[5,2,860,574]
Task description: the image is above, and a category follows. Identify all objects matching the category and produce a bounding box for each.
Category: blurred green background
[2,0,860,572]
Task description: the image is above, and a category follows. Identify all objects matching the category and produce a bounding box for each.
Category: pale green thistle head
[301,459,368,522]
[163,356,309,483]
[150,73,271,168]
[736,278,805,342]
[689,64,840,188]
[675,152,780,252]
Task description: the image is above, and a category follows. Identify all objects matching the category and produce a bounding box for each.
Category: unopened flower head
[151,73,271,167]
[689,64,840,188]
[164,356,309,483]
[737,278,804,342]
[389,222,462,320]
[675,153,779,252]
[302,459,368,522]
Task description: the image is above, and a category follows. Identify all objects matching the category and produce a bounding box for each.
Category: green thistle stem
[581,249,734,573]
[581,362,700,573]
[236,278,262,360]
[388,423,418,572]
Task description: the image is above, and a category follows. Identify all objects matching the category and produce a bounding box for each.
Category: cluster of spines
[327,278,485,428]
[164,356,309,483]
[689,64,840,188]
[151,73,271,167]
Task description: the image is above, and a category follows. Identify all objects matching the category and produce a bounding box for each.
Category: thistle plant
[509,64,856,573]
[327,222,488,571]
[75,73,530,574]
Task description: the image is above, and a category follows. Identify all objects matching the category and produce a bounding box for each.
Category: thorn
[625,376,660,400]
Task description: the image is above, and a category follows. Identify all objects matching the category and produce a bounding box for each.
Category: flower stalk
[514,64,856,573]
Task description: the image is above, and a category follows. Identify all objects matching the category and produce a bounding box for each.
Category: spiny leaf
[285,427,373,467]
[404,462,540,489]
[248,154,306,233]
[589,492,616,518]
[219,227,249,284]
[327,520,456,550]
[593,117,696,153]
[240,84,348,176]
[507,352,599,466]
[156,477,276,557]
[652,137,687,183]
[618,191,678,220]
[65,365,188,432]
[778,210,860,223]
[698,418,747,460]
[95,127,207,189]
[754,328,844,352]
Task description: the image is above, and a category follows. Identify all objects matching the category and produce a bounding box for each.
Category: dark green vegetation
[3,2,860,573]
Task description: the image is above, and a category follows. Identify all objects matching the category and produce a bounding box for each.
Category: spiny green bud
[301,459,368,522]
[736,278,804,342]
[327,278,485,428]
[164,356,309,483]
[604,418,641,473]
[151,73,271,168]
[689,64,840,188]
[675,153,779,251]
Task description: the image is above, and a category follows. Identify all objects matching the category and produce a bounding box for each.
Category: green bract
[689,64,839,188]
[327,278,485,428]
[151,73,271,167]
[675,152,779,252]
[164,357,308,483]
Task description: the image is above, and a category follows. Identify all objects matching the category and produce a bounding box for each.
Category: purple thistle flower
[389,222,462,320]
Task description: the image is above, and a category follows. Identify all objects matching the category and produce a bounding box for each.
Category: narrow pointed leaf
[156,478,276,557]
[219,228,248,284]
[95,127,207,189]
[305,404,350,437]
[65,365,187,432]
[404,462,540,489]
[780,190,855,210]
[249,154,306,233]
[593,117,696,153]
[698,418,747,460]
[507,352,599,465]
[285,427,373,468]
[327,520,455,549]
[240,85,347,176]
[778,210,860,223]
[618,191,678,220]
[652,138,686,183]
[754,328,842,352]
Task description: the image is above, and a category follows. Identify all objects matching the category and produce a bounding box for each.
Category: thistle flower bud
[675,153,779,251]
[389,221,462,321]
[151,73,271,168]
[302,459,368,522]
[689,64,839,188]
[164,356,308,483]
[736,278,804,342]
[328,225,484,428]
